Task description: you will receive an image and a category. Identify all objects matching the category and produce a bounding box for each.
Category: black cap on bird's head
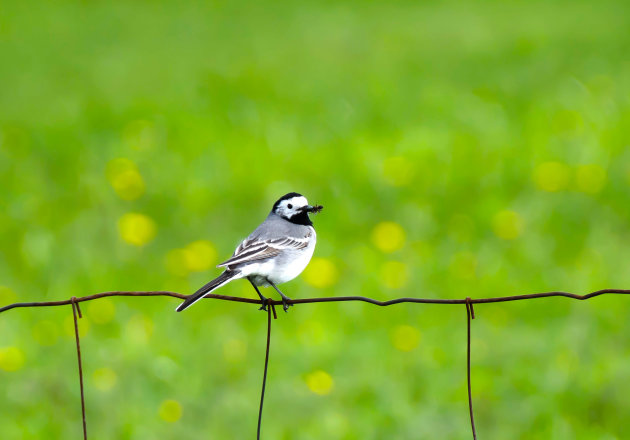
[272,192,323,226]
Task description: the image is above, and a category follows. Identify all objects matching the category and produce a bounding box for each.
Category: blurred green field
[1,0,630,438]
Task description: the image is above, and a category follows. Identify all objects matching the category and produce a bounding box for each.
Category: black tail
[175,271,237,312]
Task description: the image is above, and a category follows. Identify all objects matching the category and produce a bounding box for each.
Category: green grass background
[1,0,630,438]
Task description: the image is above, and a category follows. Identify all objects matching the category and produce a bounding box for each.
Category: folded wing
[217,236,310,269]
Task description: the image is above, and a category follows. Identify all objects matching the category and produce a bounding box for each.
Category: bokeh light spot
[223,339,247,363]
[106,158,145,201]
[450,252,477,280]
[381,261,409,289]
[0,347,25,372]
[87,299,116,324]
[305,370,334,395]
[391,325,421,351]
[383,156,415,187]
[575,164,606,194]
[118,213,157,246]
[165,241,218,276]
[184,240,218,272]
[492,210,524,240]
[533,161,570,192]
[159,399,183,423]
[126,314,154,344]
[371,221,406,253]
[93,367,118,391]
[32,320,59,346]
[303,257,339,288]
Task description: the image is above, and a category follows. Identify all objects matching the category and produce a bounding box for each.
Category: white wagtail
[175,192,323,313]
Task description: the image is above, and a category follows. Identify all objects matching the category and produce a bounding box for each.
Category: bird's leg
[248,278,269,312]
[267,280,292,312]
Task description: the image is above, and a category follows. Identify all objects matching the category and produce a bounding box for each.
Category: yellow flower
[0,347,25,372]
[106,158,145,201]
[87,299,116,324]
[391,325,421,352]
[303,258,339,288]
[533,161,570,192]
[118,213,157,246]
[371,221,406,253]
[126,314,154,344]
[305,370,334,395]
[93,367,118,391]
[183,240,218,272]
[165,240,218,276]
[492,210,524,240]
[158,399,183,423]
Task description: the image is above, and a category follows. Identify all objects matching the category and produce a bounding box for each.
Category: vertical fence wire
[465,298,477,440]
[70,297,88,440]
[257,304,276,440]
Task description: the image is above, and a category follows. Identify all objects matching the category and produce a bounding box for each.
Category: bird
[175,192,323,313]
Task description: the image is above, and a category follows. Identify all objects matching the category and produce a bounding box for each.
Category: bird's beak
[304,204,323,214]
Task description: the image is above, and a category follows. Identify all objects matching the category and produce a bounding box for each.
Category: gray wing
[217,234,311,269]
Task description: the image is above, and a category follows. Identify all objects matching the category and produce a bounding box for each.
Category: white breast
[242,227,317,286]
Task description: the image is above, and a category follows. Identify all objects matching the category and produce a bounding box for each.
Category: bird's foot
[265,279,293,313]
[280,296,293,312]
[258,297,270,312]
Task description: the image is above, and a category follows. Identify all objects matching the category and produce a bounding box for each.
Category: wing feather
[217,234,311,268]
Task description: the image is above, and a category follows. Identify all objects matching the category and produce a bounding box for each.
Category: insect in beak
[304,205,323,214]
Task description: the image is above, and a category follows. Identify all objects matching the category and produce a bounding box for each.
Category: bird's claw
[281,297,293,312]
[258,297,270,312]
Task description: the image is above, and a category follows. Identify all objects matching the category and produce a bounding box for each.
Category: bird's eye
[287,204,293,209]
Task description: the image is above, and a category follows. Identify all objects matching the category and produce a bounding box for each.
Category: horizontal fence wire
[1,288,630,439]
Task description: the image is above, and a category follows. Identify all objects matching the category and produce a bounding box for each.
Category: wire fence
[2,288,630,439]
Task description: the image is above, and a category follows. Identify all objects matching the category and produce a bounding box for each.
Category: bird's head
[272,192,323,226]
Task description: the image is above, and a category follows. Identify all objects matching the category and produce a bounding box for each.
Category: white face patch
[275,196,309,219]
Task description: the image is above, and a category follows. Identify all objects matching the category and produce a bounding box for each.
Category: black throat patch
[287,210,313,226]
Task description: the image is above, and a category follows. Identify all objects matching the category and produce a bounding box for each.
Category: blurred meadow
[1,0,630,438]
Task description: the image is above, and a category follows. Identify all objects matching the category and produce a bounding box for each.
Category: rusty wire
[2,288,630,314]
[257,304,276,440]
[70,297,87,440]
[465,297,476,440]
[1,287,630,439]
